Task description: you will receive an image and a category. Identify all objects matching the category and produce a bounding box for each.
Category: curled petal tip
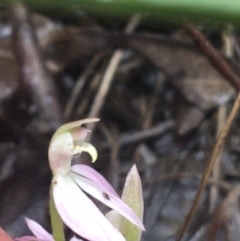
[52,118,100,142]
[75,143,98,162]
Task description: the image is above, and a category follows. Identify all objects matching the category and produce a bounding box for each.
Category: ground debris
[0,4,239,241]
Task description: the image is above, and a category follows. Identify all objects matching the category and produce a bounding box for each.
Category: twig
[143,74,164,128]
[100,120,174,149]
[222,28,234,58]
[64,54,103,119]
[76,71,103,117]
[100,124,120,189]
[209,31,233,213]
[146,172,231,191]
[86,15,141,134]
[209,105,226,212]
[134,74,164,181]
[176,93,240,241]
[207,185,240,241]
[184,23,240,92]
[10,2,62,132]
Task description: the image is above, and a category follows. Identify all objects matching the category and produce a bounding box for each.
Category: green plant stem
[4,0,240,27]
[50,183,65,241]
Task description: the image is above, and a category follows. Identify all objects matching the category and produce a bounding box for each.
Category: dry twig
[100,120,173,149]
[100,124,120,189]
[207,185,240,241]
[209,105,226,212]
[184,23,240,92]
[176,93,240,241]
[64,54,103,119]
[76,71,103,117]
[86,15,141,134]
[10,2,62,132]
[176,24,240,241]
[209,31,233,212]
[148,172,232,191]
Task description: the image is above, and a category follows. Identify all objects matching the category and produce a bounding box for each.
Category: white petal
[105,210,121,230]
[69,173,145,231]
[70,165,119,196]
[25,218,54,241]
[48,132,73,174]
[53,174,126,241]
[70,237,84,241]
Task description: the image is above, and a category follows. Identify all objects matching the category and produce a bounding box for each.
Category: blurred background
[0,1,240,240]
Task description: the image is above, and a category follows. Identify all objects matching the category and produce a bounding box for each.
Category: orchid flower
[48,119,145,241]
[15,218,82,241]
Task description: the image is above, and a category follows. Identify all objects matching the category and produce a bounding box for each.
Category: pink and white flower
[15,218,82,241]
[48,119,145,241]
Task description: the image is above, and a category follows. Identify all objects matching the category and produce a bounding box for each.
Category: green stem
[4,0,240,27]
[50,183,65,241]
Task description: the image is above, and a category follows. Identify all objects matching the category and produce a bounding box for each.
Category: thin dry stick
[143,74,164,128]
[100,120,173,149]
[86,15,140,133]
[222,28,234,58]
[64,54,103,119]
[209,105,226,212]
[148,172,232,191]
[76,71,103,117]
[176,93,240,241]
[184,23,240,92]
[133,74,164,173]
[209,31,234,212]
[100,124,120,189]
[11,2,62,131]
[207,185,240,241]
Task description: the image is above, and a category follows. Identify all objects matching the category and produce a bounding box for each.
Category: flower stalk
[50,184,65,241]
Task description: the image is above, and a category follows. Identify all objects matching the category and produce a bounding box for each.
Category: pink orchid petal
[71,165,119,197]
[69,173,145,231]
[15,237,44,241]
[25,218,54,241]
[71,127,90,141]
[53,174,125,241]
